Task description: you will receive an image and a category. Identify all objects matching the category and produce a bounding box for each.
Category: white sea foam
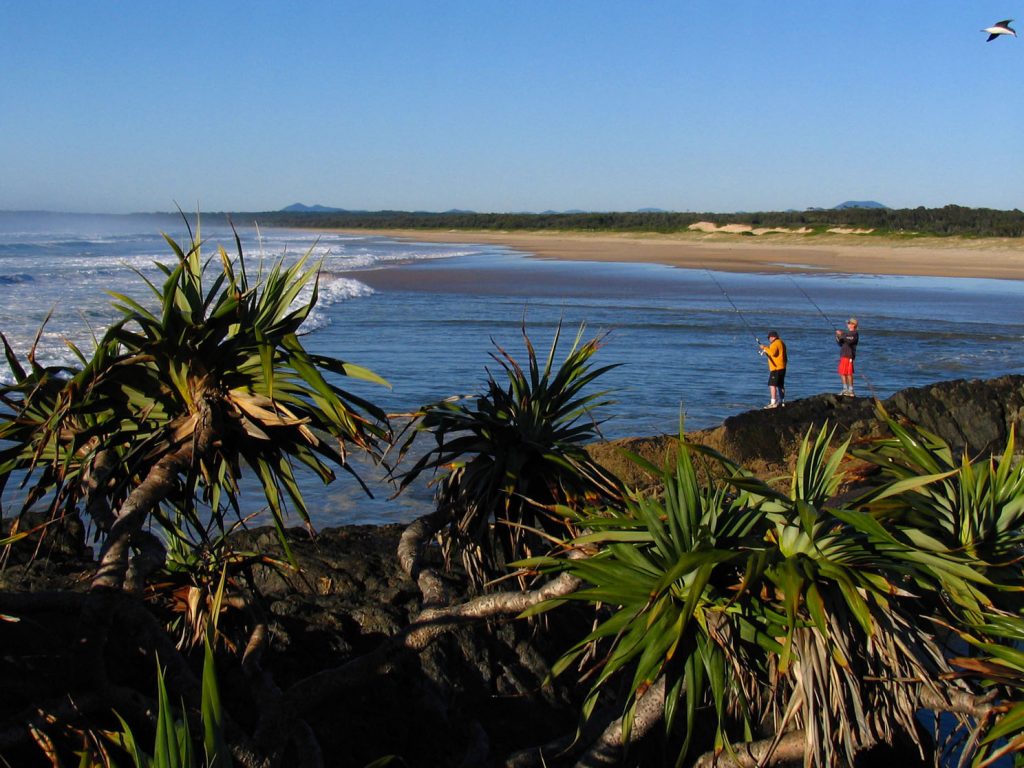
[299,277,375,332]
[0,276,378,383]
[0,222,428,383]
[319,275,375,302]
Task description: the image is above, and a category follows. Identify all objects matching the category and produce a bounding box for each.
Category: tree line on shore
[239,204,1024,238]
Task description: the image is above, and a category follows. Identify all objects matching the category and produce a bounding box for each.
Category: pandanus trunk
[91,395,219,591]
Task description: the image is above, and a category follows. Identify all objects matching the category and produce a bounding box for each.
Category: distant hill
[833,200,888,210]
[281,203,346,213]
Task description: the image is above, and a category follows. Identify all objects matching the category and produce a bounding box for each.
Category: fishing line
[703,267,762,349]
[787,275,837,331]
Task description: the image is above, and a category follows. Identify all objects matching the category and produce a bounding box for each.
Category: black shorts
[768,369,786,387]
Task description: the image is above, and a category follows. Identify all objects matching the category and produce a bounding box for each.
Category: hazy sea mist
[2,211,1023,526]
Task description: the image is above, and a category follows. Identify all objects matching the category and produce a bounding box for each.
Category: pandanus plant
[395,322,622,588]
[0,223,391,591]
[854,404,1024,587]
[522,424,986,768]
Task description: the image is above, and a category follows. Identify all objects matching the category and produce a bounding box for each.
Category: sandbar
[329,229,1024,281]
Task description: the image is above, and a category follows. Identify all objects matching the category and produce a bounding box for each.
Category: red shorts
[838,358,854,376]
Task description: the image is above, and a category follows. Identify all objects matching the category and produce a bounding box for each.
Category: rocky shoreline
[590,374,1024,486]
[3,375,1023,767]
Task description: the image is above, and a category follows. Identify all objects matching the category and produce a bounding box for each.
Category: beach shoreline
[318,228,1024,280]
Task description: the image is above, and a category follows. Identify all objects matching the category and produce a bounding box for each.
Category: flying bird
[983,19,1016,41]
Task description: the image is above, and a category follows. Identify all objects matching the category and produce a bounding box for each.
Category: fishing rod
[787,275,837,330]
[703,267,763,351]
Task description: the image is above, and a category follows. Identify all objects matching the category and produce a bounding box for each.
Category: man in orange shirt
[759,330,787,409]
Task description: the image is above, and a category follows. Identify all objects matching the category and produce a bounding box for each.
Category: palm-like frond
[938,614,1024,767]
[102,234,390,520]
[856,403,1024,601]
[395,321,621,588]
[521,430,768,764]
[528,425,976,767]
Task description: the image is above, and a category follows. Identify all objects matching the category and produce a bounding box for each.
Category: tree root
[686,686,1001,768]
[397,508,452,607]
[124,530,166,595]
[573,676,666,768]
[692,729,810,768]
[280,565,583,716]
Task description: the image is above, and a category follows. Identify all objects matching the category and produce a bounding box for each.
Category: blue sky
[1,1,1020,214]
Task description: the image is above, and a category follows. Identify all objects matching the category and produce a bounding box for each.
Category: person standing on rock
[836,317,859,397]
[759,330,787,408]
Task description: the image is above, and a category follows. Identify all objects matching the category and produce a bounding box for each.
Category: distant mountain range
[832,200,888,210]
[281,203,347,213]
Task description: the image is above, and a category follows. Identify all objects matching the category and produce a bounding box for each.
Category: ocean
[2,211,1023,526]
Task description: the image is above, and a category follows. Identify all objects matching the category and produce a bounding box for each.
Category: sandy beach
[336,229,1024,281]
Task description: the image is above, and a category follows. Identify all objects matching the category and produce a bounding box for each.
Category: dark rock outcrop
[885,375,1024,455]
[206,525,587,768]
[0,524,586,768]
[589,375,1024,485]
